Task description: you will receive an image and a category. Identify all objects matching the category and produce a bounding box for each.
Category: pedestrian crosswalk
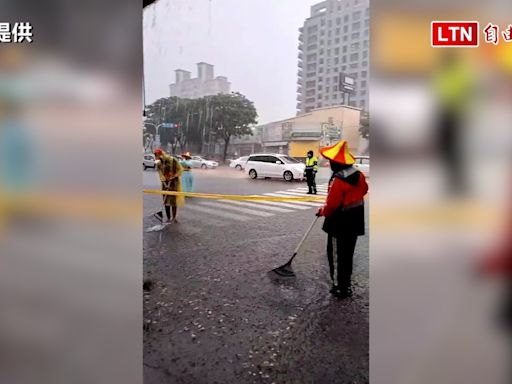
[179,183,329,224]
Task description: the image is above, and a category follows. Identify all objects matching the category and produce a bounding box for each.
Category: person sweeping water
[317,140,368,298]
[153,148,184,223]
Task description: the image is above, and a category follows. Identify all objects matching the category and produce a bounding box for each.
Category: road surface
[143,166,369,384]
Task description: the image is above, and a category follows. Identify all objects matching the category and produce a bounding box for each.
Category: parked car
[190,156,218,169]
[143,154,156,170]
[353,155,369,176]
[229,156,249,170]
[245,154,305,182]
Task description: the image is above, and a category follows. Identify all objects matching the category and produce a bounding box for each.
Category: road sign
[339,73,356,95]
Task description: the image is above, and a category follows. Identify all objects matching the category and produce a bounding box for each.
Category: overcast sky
[143,0,319,124]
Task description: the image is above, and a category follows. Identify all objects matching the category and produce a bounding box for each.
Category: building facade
[262,105,362,160]
[297,0,369,114]
[170,62,231,99]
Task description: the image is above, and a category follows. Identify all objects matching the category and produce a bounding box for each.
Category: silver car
[353,156,369,176]
[190,156,219,169]
[143,154,156,170]
[229,156,249,170]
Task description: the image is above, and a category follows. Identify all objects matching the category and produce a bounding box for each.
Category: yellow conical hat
[319,140,355,165]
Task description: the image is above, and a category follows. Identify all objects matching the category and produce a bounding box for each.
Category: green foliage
[359,112,369,139]
[145,92,258,160]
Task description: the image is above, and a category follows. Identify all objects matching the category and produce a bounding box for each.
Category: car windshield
[280,156,300,164]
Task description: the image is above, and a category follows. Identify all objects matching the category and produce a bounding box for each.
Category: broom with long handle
[270,216,320,277]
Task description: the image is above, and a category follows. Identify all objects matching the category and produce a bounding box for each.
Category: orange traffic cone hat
[319,140,355,165]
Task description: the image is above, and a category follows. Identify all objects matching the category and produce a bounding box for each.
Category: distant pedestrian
[153,148,184,223]
[180,152,195,194]
[317,140,368,298]
[304,150,318,194]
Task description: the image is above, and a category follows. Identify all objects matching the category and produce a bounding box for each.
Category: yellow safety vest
[305,156,318,171]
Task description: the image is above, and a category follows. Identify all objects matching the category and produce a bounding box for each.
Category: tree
[209,92,258,162]
[359,112,369,139]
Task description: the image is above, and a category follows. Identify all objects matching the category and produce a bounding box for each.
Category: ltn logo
[431,21,479,47]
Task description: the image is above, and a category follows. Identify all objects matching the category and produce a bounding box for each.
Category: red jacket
[319,171,368,217]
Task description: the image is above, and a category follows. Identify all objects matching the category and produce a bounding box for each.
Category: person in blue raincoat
[180,152,195,194]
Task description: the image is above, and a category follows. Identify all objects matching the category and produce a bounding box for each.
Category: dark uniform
[304,151,318,194]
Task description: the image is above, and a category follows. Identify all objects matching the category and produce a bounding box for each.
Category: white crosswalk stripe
[186,204,249,222]
[218,199,294,213]
[199,201,274,217]
[263,193,323,207]
[148,183,330,228]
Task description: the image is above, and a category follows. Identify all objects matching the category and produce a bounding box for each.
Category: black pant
[327,233,358,289]
[305,169,316,193]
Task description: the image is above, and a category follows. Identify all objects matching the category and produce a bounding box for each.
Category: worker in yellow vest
[304,150,318,194]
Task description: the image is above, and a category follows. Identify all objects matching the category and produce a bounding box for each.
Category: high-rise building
[170,62,231,99]
[297,0,369,114]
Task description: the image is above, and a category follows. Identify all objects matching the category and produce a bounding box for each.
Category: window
[319,67,324,73]
[334,67,339,73]
[342,46,347,53]
[334,57,339,64]
[362,60,368,67]
[307,54,317,62]
[351,42,360,51]
[361,70,367,78]
[307,44,318,51]
[308,35,318,43]
[281,156,301,164]
[325,86,330,93]
[326,68,331,74]
[318,76,323,82]
[342,56,346,63]
[306,72,316,78]
[306,89,315,96]
[334,47,340,55]
[333,76,338,83]
[364,29,369,37]
[319,48,324,55]
[336,27,341,35]
[328,30,332,37]
[350,53,359,61]
[320,39,325,45]
[326,76,330,83]
[342,65,346,70]
[352,22,361,30]
[320,29,325,36]
[307,63,316,71]
[363,50,368,59]
[363,39,369,48]
[344,15,349,23]
[333,84,338,91]
[328,20,332,27]
[353,10,361,20]
[306,80,316,88]
[336,17,341,25]
[344,25,348,33]
[350,63,358,69]
[308,25,318,34]
[360,80,367,88]
[327,49,331,56]
[343,35,348,42]
[319,58,324,64]
[360,90,366,96]
[318,83,322,90]
[349,72,358,79]
[325,95,330,100]
[364,19,369,28]
[317,103,322,108]
[321,19,325,26]
[335,37,340,44]
[327,40,332,46]
[333,93,338,99]
[351,32,360,39]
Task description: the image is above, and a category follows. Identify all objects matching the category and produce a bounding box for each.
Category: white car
[245,154,305,182]
[143,154,156,170]
[353,156,369,176]
[190,156,218,169]
[229,156,249,170]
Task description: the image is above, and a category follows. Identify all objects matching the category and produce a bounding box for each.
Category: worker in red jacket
[317,140,368,298]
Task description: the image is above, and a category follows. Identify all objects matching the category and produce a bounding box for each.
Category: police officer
[304,150,318,194]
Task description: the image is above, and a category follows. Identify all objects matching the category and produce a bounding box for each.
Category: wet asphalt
[143,167,369,384]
